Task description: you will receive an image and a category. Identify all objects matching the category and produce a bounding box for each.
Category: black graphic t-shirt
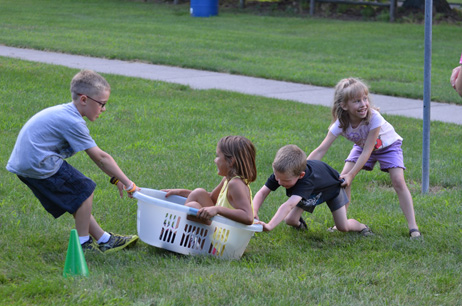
[265,160,342,207]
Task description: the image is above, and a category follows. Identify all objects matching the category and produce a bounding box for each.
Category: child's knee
[76,195,93,211]
[391,179,408,193]
[188,188,208,199]
[185,201,201,209]
[191,188,207,194]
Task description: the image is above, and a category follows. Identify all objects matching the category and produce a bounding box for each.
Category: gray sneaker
[81,237,101,253]
[360,226,374,237]
[296,217,308,231]
[98,233,139,253]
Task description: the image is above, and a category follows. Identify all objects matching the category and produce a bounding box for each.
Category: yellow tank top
[216,176,254,217]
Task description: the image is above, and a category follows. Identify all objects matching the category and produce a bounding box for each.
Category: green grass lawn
[0,0,461,105]
[1,57,462,305]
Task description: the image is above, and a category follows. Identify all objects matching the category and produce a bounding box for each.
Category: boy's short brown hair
[70,69,110,101]
[272,145,307,177]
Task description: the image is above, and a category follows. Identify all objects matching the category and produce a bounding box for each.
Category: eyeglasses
[77,93,107,108]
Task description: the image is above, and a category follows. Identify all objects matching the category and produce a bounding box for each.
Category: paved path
[1,45,461,125]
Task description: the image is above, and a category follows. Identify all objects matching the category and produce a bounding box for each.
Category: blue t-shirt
[6,102,97,179]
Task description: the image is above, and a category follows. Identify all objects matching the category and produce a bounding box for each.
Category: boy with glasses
[6,69,138,253]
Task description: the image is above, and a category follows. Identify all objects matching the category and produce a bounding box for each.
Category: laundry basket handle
[188,207,199,216]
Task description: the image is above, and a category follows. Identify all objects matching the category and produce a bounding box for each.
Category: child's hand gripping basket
[133,188,263,260]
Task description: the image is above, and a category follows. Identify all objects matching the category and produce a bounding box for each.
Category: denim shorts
[18,161,96,218]
[296,188,348,213]
[345,140,405,172]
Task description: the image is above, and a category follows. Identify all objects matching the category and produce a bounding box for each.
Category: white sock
[97,232,111,244]
[79,235,90,245]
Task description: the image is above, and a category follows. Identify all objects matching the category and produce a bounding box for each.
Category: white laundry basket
[134,188,262,260]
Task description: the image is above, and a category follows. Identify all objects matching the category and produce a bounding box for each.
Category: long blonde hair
[331,78,375,132]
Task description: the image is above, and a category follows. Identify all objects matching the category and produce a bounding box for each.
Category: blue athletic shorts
[18,161,96,218]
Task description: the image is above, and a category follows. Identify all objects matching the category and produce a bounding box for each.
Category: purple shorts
[345,140,405,172]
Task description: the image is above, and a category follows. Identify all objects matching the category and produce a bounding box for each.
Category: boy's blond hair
[70,69,110,101]
[272,145,306,177]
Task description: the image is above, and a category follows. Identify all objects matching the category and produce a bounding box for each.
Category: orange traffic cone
[63,229,89,277]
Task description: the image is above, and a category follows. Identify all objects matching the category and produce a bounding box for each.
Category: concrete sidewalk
[1,45,461,125]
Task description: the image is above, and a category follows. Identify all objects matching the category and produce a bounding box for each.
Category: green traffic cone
[63,229,89,278]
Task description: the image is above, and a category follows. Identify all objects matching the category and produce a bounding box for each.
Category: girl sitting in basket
[163,135,257,225]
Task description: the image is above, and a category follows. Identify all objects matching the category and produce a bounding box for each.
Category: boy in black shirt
[254,145,372,235]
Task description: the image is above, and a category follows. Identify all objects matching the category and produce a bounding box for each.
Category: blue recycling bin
[190,0,218,17]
